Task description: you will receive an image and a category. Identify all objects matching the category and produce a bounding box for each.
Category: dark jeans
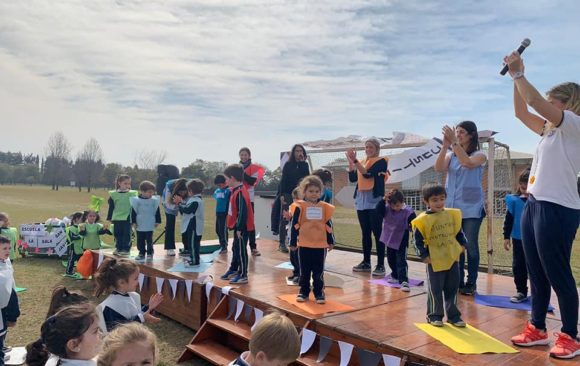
[0,333,5,366]
[279,201,290,248]
[113,220,132,252]
[427,261,461,322]
[228,231,249,277]
[137,231,154,255]
[65,249,81,275]
[458,217,483,287]
[215,212,228,249]
[522,196,580,338]
[386,244,408,283]
[271,194,282,234]
[290,247,300,277]
[190,235,201,264]
[356,209,384,266]
[249,203,256,250]
[298,247,326,298]
[164,213,176,250]
[511,239,528,295]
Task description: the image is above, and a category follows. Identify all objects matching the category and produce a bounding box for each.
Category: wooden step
[207,317,252,341]
[297,351,342,366]
[186,340,238,365]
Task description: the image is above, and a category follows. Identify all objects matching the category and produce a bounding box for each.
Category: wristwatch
[513,71,525,80]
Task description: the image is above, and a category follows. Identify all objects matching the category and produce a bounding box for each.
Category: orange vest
[227,185,255,231]
[357,157,389,191]
[294,200,334,248]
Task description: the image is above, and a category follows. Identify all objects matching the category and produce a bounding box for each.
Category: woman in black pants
[278,144,310,253]
[345,138,388,276]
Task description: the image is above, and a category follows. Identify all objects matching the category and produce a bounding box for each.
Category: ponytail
[25,338,50,366]
[94,257,138,297]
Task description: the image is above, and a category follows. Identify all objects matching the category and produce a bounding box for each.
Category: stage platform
[93,239,577,366]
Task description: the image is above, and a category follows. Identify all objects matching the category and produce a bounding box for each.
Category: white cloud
[1,0,579,170]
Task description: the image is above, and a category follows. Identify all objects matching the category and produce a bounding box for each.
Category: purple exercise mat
[369,274,424,288]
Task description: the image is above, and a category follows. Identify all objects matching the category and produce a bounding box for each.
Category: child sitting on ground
[94,257,163,333]
[229,311,300,366]
[46,285,89,318]
[97,322,158,366]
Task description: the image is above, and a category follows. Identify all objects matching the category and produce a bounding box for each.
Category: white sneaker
[166,249,176,257]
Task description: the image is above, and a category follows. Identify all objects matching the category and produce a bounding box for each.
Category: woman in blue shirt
[434,121,487,296]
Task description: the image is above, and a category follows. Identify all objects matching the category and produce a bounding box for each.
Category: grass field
[0,184,579,365]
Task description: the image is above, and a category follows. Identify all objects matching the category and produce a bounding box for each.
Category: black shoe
[460,283,476,296]
[510,292,528,303]
[352,261,372,272]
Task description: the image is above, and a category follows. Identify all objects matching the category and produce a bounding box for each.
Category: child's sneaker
[166,249,176,257]
[220,269,237,280]
[251,248,261,256]
[387,277,399,284]
[550,332,580,359]
[352,261,371,272]
[511,321,550,346]
[401,281,411,292]
[219,248,227,254]
[372,265,386,277]
[113,249,121,256]
[448,319,466,328]
[428,318,444,327]
[460,283,476,296]
[230,275,248,284]
[146,254,154,261]
[510,292,528,303]
[315,296,326,304]
[296,294,307,302]
[135,253,145,260]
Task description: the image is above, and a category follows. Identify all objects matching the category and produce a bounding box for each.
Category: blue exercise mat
[474,293,554,312]
[168,261,213,273]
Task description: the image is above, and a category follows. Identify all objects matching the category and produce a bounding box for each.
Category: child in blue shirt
[503,170,529,303]
[213,175,231,254]
[313,169,333,203]
[130,180,162,260]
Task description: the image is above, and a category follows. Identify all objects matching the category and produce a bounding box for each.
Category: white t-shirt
[528,110,580,209]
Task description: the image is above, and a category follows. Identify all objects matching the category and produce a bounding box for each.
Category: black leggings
[356,209,384,266]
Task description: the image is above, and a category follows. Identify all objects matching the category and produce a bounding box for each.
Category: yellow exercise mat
[415,323,518,354]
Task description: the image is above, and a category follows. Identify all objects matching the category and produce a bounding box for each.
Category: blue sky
[1,0,578,170]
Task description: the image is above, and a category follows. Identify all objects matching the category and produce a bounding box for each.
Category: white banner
[387,138,443,183]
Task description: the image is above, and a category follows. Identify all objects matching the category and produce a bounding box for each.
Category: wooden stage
[94,239,578,366]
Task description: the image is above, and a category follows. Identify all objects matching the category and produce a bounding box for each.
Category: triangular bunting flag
[227,296,237,320]
[382,354,402,366]
[234,299,245,322]
[97,250,104,269]
[244,304,253,323]
[300,328,317,355]
[205,280,214,300]
[317,336,333,362]
[138,273,145,291]
[251,308,264,331]
[155,277,164,294]
[338,341,354,366]
[168,279,178,300]
[185,280,193,302]
[358,349,381,366]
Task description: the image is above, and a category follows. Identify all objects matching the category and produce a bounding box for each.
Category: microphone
[500,38,531,75]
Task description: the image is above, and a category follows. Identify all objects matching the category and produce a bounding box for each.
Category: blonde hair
[298,175,324,197]
[547,82,580,115]
[364,138,381,159]
[249,311,300,362]
[97,323,158,366]
[291,187,302,200]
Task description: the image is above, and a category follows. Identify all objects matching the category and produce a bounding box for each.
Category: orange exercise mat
[278,294,354,315]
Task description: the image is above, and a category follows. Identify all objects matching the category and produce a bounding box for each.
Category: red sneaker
[511,321,550,347]
[550,332,580,359]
